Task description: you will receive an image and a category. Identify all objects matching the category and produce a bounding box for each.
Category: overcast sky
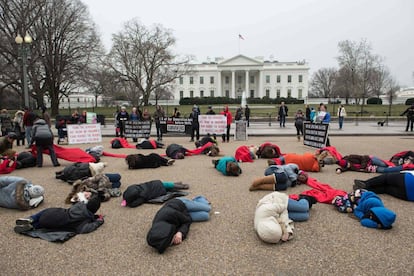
[82,0,414,87]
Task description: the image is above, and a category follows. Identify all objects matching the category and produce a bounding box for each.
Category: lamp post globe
[15,33,32,108]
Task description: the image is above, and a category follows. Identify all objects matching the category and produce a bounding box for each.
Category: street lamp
[15,33,32,108]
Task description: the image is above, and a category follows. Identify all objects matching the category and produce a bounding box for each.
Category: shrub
[367,97,382,105]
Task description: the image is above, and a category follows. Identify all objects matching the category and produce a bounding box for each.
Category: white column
[258,70,263,98]
[231,70,236,98]
[245,70,249,97]
[217,70,222,96]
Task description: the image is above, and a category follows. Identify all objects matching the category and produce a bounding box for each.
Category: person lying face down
[212,156,242,176]
[147,196,211,254]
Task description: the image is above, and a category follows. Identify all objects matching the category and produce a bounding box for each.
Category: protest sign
[303,122,329,148]
[67,123,102,144]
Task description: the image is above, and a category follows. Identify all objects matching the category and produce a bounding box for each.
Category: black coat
[166,144,187,159]
[146,199,192,253]
[123,180,167,207]
[37,202,103,234]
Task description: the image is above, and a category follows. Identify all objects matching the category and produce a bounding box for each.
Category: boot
[249,175,275,191]
[297,135,300,141]
[353,179,366,190]
[267,159,276,166]
[174,182,189,189]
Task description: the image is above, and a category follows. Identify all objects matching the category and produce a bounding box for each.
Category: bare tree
[0,0,45,107]
[309,67,337,98]
[369,61,392,99]
[106,19,190,106]
[337,39,380,114]
[0,0,103,115]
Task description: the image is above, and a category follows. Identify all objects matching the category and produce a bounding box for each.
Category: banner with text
[303,122,329,148]
[67,123,102,144]
[159,117,192,134]
[199,115,227,135]
[124,121,152,138]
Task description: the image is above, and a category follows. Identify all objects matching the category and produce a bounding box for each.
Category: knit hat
[86,195,101,214]
[338,159,348,168]
[7,132,18,140]
[27,185,44,198]
[361,207,396,229]
[147,221,176,254]
[256,217,282,243]
[89,162,107,176]
[274,172,288,184]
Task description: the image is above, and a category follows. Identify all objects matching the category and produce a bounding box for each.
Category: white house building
[173,55,310,104]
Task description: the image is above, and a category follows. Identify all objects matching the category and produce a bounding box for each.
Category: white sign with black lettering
[67,123,102,144]
[303,122,329,148]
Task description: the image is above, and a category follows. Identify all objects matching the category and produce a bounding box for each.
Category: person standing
[294,109,305,141]
[278,102,288,128]
[244,105,251,127]
[130,107,141,142]
[305,105,311,121]
[189,105,200,142]
[337,104,347,130]
[116,106,129,138]
[153,105,165,141]
[206,106,216,115]
[30,117,60,167]
[235,106,243,121]
[172,107,181,118]
[220,105,233,142]
[13,110,25,146]
[400,104,414,132]
[40,106,52,128]
[23,107,37,148]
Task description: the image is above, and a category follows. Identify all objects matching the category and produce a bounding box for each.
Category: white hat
[256,217,282,243]
[27,185,44,198]
[89,162,107,176]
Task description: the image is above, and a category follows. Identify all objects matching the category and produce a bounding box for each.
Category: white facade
[173,55,310,103]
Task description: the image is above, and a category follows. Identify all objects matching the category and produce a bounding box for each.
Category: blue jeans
[105,173,121,188]
[338,117,344,129]
[25,126,32,145]
[287,198,309,222]
[376,165,403,173]
[178,196,211,222]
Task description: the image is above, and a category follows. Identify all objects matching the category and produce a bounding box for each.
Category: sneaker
[212,160,218,167]
[167,159,175,166]
[54,163,61,167]
[14,224,33,233]
[16,218,33,225]
[353,179,366,190]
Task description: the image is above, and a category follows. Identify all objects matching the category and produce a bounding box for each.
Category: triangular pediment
[218,55,263,67]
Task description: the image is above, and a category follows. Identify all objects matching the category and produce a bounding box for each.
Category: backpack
[56,162,91,184]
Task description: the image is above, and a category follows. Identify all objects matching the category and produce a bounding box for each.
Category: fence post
[268,113,272,126]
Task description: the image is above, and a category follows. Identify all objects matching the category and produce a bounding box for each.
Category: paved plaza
[1,121,413,275]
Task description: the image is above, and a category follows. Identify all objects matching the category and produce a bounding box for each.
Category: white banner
[67,123,102,144]
[199,115,227,135]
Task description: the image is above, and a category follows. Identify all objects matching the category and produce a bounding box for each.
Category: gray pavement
[2,128,414,275]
